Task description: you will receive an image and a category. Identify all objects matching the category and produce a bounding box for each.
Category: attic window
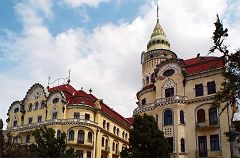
[163,69,175,77]
[14,108,19,113]
[52,98,59,104]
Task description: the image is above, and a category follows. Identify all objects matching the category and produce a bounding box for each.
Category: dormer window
[163,69,175,77]
[141,98,146,105]
[52,98,59,104]
[165,88,174,97]
[207,81,216,95]
[14,108,19,113]
[195,84,204,97]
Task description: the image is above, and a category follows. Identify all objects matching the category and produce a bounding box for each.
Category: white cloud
[1,0,240,127]
[63,0,110,8]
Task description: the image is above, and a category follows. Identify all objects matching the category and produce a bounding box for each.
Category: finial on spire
[157,3,159,23]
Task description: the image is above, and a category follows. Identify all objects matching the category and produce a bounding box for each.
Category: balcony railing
[101,146,110,152]
[196,120,220,130]
[134,95,188,114]
[196,150,222,158]
[6,118,97,131]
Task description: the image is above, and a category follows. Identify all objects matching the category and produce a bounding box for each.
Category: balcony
[133,95,188,114]
[6,118,98,131]
[196,120,220,130]
[196,150,222,158]
[101,146,110,153]
[67,139,93,148]
[112,150,120,155]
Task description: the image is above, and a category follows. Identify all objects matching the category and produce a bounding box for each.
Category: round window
[52,98,59,104]
[163,69,175,77]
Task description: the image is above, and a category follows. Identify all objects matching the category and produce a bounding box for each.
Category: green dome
[147,21,170,51]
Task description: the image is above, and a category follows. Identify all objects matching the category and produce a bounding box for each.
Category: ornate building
[5,79,132,158]
[133,13,236,158]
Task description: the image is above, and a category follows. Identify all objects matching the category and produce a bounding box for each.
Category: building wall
[6,84,130,158]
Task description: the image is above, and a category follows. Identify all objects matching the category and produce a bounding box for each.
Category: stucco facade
[5,82,131,158]
[133,18,236,158]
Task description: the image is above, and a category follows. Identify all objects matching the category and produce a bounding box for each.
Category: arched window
[107,122,110,130]
[87,132,92,142]
[35,102,39,110]
[105,139,108,147]
[209,107,218,125]
[29,104,32,112]
[113,126,116,134]
[164,110,173,126]
[181,138,185,153]
[180,110,185,124]
[117,128,119,136]
[69,130,74,141]
[40,101,45,109]
[112,142,115,151]
[57,130,61,138]
[103,120,106,129]
[78,130,84,144]
[122,131,125,139]
[14,108,19,113]
[197,109,205,123]
[146,76,149,84]
[102,137,105,147]
[125,133,128,140]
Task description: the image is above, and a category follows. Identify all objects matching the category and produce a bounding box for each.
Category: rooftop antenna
[67,69,71,84]
[48,76,51,87]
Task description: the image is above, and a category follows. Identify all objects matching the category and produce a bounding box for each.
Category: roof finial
[157,3,159,23]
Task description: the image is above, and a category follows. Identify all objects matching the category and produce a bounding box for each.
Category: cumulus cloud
[63,0,110,8]
[1,0,240,126]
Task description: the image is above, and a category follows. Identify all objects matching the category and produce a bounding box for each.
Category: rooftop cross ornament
[89,88,93,94]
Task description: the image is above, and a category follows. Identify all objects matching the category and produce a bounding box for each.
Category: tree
[210,15,240,114]
[32,125,75,158]
[121,114,171,158]
[0,119,3,158]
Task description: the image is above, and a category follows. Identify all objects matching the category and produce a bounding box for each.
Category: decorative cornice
[133,95,215,115]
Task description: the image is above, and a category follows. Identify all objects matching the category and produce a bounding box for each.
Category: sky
[0,0,240,127]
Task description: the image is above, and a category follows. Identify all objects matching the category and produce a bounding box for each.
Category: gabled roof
[183,56,224,75]
[48,84,132,128]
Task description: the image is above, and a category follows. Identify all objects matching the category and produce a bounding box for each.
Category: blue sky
[0,0,240,126]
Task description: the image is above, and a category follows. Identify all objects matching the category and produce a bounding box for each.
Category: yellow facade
[6,83,130,158]
[134,17,235,158]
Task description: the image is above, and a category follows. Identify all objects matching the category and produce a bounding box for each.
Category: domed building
[5,80,131,158]
[133,11,236,158]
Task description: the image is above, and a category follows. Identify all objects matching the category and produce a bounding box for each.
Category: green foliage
[121,114,171,158]
[32,125,72,158]
[210,15,240,114]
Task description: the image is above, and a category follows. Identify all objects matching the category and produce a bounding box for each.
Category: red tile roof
[183,56,224,75]
[48,84,132,128]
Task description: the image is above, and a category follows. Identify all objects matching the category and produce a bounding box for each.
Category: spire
[146,4,170,51]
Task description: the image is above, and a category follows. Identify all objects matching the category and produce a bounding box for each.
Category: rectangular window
[28,118,33,125]
[165,88,174,97]
[26,135,30,143]
[141,98,146,105]
[195,84,204,97]
[74,112,80,119]
[52,112,57,119]
[210,134,220,151]
[155,115,158,125]
[13,120,17,127]
[37,116,42,123]
[85,113,90,120]
[87,151,91,158]
[207,81,216,95]
[76,150,83,158]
